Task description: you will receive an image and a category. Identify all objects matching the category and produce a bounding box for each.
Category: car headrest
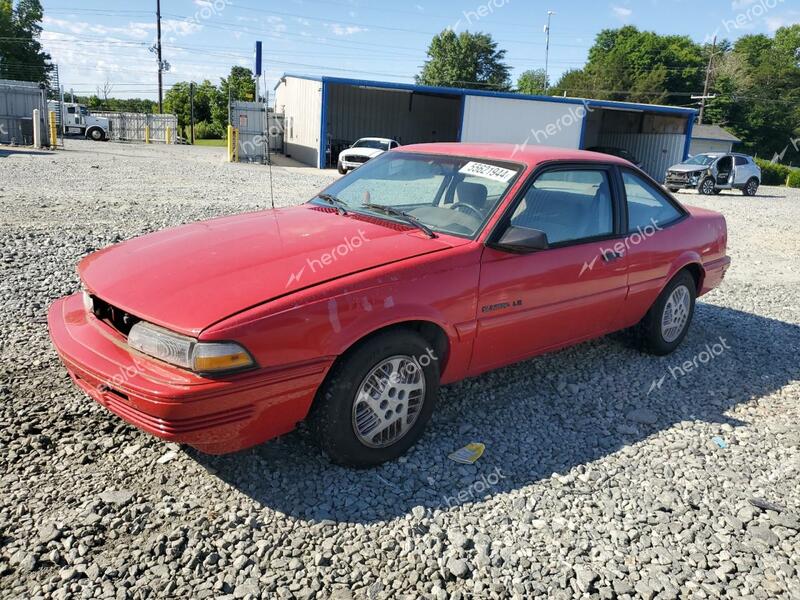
[456,182,488,209]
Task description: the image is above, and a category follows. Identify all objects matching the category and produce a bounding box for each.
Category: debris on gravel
[1,140,799,598]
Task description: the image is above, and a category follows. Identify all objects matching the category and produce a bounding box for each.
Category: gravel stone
[1,141,799,599]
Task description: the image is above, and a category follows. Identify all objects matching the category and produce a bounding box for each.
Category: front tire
[308,330,440,467]
[636,271,696,356]
[667,187,680,193]
[337,162,347,175]
[699,177,716,195]
[742,178,759,196]
[87,128,105,142]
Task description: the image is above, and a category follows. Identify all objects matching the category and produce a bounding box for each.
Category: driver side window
[509,169,613,245]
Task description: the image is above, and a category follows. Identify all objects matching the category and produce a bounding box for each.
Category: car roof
[395,143,630,168]
[357,137,395,142]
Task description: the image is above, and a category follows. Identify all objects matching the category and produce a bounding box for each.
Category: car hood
[340,147,385,158]
[668,164,708,173]
[79,205,463,336]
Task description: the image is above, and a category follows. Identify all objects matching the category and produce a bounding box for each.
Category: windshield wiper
[316,193,349,215]
[360,203,437,238]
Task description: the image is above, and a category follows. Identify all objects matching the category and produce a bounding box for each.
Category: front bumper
[665,172,703,188]
[48,293,332,454]
[339,155,372,170]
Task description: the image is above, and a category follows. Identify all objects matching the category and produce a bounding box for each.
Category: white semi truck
[48,101,110,141]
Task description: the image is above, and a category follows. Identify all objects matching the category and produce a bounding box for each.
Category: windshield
[313,152,523,238]
[353,139,391,151]
[683,154,717,166]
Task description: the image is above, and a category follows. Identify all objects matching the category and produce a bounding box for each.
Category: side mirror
[492,226,549,253]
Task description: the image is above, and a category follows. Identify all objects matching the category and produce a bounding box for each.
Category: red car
[48,144,730,466]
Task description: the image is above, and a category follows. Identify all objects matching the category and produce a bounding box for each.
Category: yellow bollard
[48,111,58,148]
[227,125,235,162]
[145,126,151,144]
[166,127,172,145]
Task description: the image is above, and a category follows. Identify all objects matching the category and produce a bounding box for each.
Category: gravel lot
[1,139,799,599]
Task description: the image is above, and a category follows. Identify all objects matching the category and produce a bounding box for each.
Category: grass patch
[193,139,226,147]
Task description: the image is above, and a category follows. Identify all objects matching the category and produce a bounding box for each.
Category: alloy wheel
[352,355,426,448]
[661,285,691,343]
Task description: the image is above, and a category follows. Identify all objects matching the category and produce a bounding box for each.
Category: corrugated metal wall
[93,112,178,143]
[0,79,48,146]
[461,95,585,149]
[325,84,460,154]
[230,101,284,163]
[274,77,322,167]
[599,133,686,181]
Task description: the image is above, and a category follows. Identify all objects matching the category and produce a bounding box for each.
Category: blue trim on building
[578,110,588,150]
[691,136,737,143]
[319,80,328,169]
[683,117,696,161]
[278,72,698,118]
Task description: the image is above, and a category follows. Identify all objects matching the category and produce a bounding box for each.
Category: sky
[39,0,800,103]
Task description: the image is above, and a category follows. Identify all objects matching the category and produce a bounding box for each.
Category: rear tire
[742,178,759,196]
[308,330,440,467]
[698,177,716,195]
[636,270,696,356]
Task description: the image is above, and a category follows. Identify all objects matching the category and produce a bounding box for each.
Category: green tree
[551,26,705,104]
[164,82,193,131]
[165,79,222,138]
[706,26,800,160]
[0,0,52,82]
[211,66,256,130]
[417,30,511,90]
[516,69,548,95]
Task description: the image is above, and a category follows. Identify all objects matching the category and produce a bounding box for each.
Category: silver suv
[665,153,761,196]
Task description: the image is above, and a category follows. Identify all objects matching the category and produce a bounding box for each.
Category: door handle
[602,250,624,262]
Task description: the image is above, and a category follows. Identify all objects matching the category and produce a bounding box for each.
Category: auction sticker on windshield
[459,161,517,183]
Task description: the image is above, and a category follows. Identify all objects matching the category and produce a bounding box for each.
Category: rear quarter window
[622,170,683,232]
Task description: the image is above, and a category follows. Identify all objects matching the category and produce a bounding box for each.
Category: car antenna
[266,115,275,210]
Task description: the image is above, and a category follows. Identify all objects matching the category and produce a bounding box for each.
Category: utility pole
[698,35,717,125]
[156,0,163,113]
[190,82,195,145]
[544,11,555,95]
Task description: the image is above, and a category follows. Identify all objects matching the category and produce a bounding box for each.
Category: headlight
[127,321,255,373]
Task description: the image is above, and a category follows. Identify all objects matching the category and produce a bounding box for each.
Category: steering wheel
[450,202,483,220]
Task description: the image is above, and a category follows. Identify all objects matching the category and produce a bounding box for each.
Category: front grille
[347,155,370,164]
[90,296,140,336]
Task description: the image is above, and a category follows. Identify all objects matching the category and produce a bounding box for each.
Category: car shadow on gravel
[190,303,800,524]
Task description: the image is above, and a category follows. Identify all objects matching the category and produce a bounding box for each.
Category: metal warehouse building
[274,74,697,180]
[0,79,49,147]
